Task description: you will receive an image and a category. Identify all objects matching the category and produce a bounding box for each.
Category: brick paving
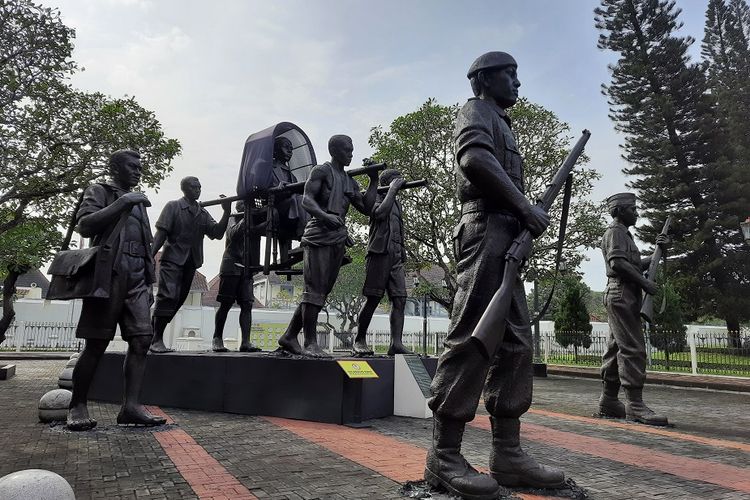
[1,359,749,499]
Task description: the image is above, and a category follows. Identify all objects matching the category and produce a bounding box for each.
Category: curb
[547,365,750,393]
[0,352,76,360]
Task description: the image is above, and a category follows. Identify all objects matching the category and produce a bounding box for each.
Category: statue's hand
[656,233,670,250]
[219,194,231,212]
[390,177,406,191]
[643,279,658,296]
[323,213,343,229]
[120,192,151,207]
[521,204,550,238]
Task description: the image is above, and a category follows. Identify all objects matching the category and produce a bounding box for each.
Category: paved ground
[0,360,748,500]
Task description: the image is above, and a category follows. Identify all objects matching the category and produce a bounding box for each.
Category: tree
[0,1,181,341]
[595,0,750,346]
[368,98,604,315]
[648,280,687,370]
[321,245,368,338]
[553,276,593,361]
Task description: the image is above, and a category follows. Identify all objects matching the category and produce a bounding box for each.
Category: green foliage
[322,245,367,334]
[595,0,750,341]
[368,98,604,315]
[553,277,593,356]
[648,280,687,359]
[0,1,180,339]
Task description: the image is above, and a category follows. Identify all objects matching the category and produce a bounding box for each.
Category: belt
[122,241,147,257]
[461,199,515,217]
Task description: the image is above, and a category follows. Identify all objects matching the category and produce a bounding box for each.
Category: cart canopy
[236,122,317,197]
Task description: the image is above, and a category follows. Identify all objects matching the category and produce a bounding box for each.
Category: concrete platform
[88,351,438,425]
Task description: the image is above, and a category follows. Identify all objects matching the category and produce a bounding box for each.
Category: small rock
[65,358,78,368]
[39,389,72,423]
[69,352,80,360]
[0,469,75,500]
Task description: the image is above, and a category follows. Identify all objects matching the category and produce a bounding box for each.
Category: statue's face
[182,178,202,201]
[276,140,293,163]
[113,156,142,189]
[482,65,520,108]
[619,204,638,226]
[332,140,354,167]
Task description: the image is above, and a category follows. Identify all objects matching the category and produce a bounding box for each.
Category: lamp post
[741,217,750,244]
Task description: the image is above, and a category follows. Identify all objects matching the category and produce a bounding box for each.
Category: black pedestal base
[533,362,548,377]
[88,352,438,424]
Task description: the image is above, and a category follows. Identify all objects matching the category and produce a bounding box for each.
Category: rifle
[376,179,427,194]
[345,161,387,177]
[640,216,672,324]
[470,130,591,359]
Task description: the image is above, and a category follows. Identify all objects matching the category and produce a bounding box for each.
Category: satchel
[47,198,130,301]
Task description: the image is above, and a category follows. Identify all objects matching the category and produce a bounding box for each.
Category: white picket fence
[2,321,81,352]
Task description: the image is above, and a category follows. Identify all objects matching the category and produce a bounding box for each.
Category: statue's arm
[350,176,378,215]
[76,186,141,237]
[152,229,167,257]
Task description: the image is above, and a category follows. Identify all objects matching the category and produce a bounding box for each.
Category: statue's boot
[625,388,668,426]
[489,417,565,489]
[352,337,374,356]
[239,342,261,353]
[598,382,625,418]
[424,418,503,500]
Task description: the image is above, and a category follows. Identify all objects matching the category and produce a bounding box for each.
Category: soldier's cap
[467,52,517,79]
[606,192,636,210]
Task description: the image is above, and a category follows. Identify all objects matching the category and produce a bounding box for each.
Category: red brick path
[150,407,257,500]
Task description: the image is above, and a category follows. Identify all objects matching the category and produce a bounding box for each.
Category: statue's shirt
[155,197,223,267]
[76,182,155,284]
[367,195,404,259]
[601,221,641,283]
[454,97,524,203]
[301,162,360,247]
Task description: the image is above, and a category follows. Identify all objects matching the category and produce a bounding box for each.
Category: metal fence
[1,321,81,352]
[540,330,750,377]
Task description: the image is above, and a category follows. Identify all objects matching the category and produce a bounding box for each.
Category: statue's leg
[212,301,232,352]
[150,261,192,353]
[387,296,412,355]
[302,303,330,358]
[485,281,564,489]
[278,304,304,355]
[238,299,261,352]
[117,334,166,426]
[353,297,379,355]
[67,338,109,431]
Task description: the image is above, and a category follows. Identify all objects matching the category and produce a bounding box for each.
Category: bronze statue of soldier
[149,177,230,353]
[353,168,412,356]
[277,135,378,358]
[425,52,564,499]
[67,150,166,431]
[598,193,670,426]
[212,200,263,352]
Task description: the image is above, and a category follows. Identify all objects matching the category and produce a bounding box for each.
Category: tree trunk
[726,316,741,349]
[0,269,23,344]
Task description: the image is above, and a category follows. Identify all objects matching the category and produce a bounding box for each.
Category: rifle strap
[531,173,573,324]
[658,248,668,315]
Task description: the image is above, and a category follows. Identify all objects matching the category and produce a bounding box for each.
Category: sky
[45,0,711,291]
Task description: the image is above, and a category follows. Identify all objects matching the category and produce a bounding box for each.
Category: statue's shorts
[76,254,153,341]
[301,243,346,307]
[362,246,407,299]
[153,259,197,318]
[216,274,254,306]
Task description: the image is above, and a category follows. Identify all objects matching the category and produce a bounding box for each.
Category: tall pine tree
[595,0,749,345]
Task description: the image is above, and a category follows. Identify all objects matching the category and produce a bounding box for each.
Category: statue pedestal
[88,352,438,425]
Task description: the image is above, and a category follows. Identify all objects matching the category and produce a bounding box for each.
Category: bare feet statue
[239,341,262,352]
[279,135,379,358]
[355,170,412,358]
[116,404,167,426]
[212,337,229,353]
[67,402,97,431]
[66,151,166,432]
[151,177,231,353]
